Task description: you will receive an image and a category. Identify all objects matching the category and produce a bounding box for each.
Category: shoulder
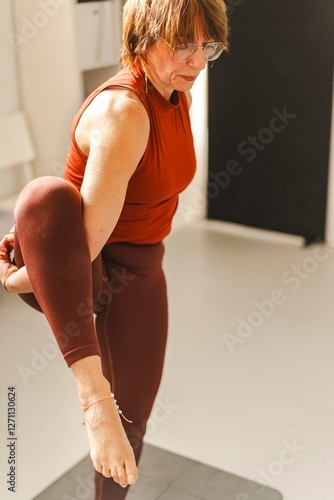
[86,88,148,130]
[75,88,149,155]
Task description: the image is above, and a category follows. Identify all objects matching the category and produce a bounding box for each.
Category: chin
[174,81,195,92]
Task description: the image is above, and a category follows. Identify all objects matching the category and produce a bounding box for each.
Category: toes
[125,463,138,485]
[100,465,113,479]
[91,458,102,475]
[127,473,138,485]
[90,452,138,487]
[116,465,128,488]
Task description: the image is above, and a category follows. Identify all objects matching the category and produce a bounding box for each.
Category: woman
[0,0,229,498]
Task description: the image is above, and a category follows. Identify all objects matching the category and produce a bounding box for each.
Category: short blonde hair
[121,0,229,69]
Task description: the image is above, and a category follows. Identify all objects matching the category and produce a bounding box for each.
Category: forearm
[70,355,110,406]
[81,180,127,262]
[4,266,33,294]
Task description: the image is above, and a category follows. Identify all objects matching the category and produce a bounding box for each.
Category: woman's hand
[0,226,33,294]
[0,226,18,291]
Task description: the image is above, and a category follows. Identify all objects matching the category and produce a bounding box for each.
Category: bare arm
[78,89,150,260]
[3,89,150,289]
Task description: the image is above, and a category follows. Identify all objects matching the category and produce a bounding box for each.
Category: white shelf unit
[74,0,122,72]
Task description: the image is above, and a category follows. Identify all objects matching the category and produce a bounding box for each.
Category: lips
[181,75,197,82]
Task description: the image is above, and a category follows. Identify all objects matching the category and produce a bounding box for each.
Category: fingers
[0,234,14,253]
[6,233,14,245]
[0,235,8,249]
[0,238,14,267]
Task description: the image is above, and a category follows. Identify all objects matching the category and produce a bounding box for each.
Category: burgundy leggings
[13,177,168,499]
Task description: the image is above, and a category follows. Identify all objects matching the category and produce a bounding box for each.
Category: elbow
[89,244,101,263]
[86,236,103,263]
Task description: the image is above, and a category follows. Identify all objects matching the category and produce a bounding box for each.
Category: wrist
[2,266,32,294]
[3,269,19,293]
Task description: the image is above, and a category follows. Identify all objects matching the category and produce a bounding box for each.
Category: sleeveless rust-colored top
[64,66,196,245]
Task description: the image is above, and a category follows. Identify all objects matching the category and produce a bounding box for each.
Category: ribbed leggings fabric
[13,177,169,499]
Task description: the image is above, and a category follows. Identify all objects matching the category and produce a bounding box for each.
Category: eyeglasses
[161,39,225,62]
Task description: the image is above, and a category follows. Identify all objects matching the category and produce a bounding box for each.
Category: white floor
[0,219,333,500]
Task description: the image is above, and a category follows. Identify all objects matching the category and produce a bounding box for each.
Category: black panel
[208,0,334,243]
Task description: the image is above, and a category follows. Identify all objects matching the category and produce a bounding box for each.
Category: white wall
[173,68,208,228]
[0,0,21,198]
[0,1,20,114]
[325,66,334,245]
[12,0,83,178]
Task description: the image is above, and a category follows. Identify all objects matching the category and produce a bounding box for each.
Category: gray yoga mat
[34,443,283,500]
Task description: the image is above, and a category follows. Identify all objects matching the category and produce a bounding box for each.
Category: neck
[139,59,174,102]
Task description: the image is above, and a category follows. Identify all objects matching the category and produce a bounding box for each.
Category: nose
[188,48,207,71]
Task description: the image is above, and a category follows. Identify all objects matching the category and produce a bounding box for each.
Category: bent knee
[14,176,81,219]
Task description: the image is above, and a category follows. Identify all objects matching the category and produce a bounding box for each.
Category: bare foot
[71,356,138,487]
[84,396,138,487]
